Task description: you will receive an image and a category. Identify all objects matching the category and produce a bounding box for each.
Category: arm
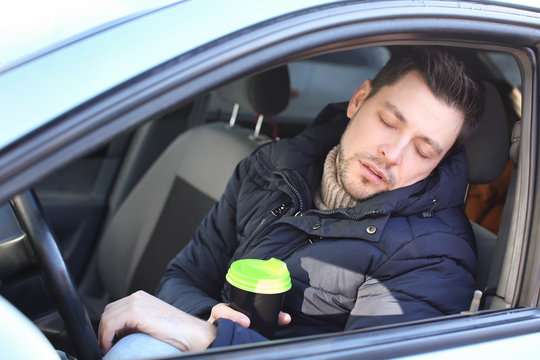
[98,292,278,354]
[345,231,476,330]
[98,291,216,353]
[156,159,250,318]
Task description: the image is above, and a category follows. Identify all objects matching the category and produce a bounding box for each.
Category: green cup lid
[226,258,292,294]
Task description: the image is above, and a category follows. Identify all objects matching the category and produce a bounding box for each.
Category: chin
[340,170,388,201]
[347,183,387,202]
[356,189,388,202]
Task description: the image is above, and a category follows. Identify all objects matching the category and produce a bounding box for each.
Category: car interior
[0,44,524,356]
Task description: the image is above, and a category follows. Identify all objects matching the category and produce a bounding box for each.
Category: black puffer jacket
[156,103,477,344]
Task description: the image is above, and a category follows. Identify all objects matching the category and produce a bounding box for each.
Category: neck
[314,145,359,210]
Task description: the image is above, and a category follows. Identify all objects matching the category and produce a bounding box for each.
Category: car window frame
[0,1,539,357]
[181,308,540,359]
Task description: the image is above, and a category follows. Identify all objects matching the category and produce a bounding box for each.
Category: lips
[359,161,387,185]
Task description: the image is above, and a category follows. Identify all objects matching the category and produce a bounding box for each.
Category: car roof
[0,0,177,68]
[0,0,343,152]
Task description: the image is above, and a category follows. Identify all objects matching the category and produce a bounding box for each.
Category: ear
[346,79,372,119]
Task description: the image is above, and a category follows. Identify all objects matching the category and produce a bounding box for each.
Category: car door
[1,1,540,359]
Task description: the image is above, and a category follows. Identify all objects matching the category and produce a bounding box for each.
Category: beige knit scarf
[313,145,359,210]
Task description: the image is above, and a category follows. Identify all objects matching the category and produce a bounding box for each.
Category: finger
[278,311,291,326]
[98,314,116,353]
[210,303,250,328]
[98,302,120,352]
[98,296,138,353]
[99,310,126,352]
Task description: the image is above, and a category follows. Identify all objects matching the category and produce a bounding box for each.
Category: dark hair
[368,46,483,147]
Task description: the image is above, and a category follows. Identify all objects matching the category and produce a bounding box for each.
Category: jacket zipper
[271,201,292,216]
[274,170,384,252]
[249,199,293,242]
[274,171,382,220]
[306,208,380,220]
[274,171,305,214]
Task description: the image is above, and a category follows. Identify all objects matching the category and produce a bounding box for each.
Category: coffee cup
[225,258,291,338]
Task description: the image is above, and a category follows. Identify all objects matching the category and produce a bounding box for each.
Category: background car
[1,0,540,359]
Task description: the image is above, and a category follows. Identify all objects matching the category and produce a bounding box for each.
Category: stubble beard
[336,147,394,201]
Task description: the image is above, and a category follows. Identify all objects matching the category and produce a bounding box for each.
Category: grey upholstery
[465,82,511,292]
[483,119,521,309]
[96,66,290,301]
[465,82,510,184]
[97,124,264,298]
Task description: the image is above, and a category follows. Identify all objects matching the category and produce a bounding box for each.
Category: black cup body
[229,285,285,338]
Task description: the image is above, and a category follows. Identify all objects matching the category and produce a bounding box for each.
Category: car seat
[481,112,521,310]
[82,66,290,321]
[464,82,511,293]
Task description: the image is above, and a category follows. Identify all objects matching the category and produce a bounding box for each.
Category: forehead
[373,72,464,151]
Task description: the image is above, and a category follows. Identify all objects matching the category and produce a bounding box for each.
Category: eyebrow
[383,101,444,156]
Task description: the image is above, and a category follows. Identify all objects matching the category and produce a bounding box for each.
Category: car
[1,0,540,359]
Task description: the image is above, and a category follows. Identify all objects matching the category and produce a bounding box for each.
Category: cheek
[342,117,386,152]
[397,156,440,186]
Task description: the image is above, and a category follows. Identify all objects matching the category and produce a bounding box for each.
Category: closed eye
[415,145,429,159]
[414,142,438,159]
[379,115,395,129]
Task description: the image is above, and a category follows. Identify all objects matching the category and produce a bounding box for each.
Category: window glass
[486,52,522,90]
[207,47,390,126]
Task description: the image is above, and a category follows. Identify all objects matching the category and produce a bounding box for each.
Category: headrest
[465,82,510,184]
[215,65,290,115]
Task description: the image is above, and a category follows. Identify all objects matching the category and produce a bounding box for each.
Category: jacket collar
[254,102,469,219]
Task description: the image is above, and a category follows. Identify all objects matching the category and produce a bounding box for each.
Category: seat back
[483,120,520,309]
[464,82,511,291]
[97,66,290,299]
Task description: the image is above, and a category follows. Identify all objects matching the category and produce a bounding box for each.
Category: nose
[379,138,407,166]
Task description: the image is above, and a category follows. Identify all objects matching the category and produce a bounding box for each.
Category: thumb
[209,303,251,328]
[278,311,291,326]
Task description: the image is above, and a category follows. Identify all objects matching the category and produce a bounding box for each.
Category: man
[99,46,482,355]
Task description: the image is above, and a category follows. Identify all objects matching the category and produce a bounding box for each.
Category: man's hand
[98,290,216,354]
[208,303,291,328]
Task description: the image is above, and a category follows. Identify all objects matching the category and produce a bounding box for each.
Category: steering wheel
[10,190,101,360]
